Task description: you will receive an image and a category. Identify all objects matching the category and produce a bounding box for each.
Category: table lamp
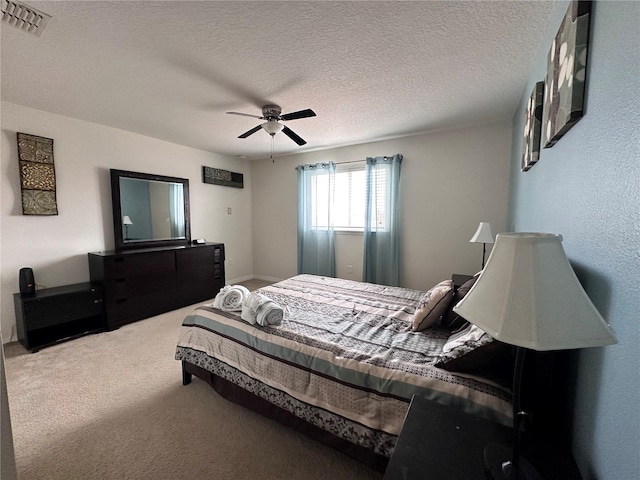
[470,222,495,269]
[453,232,617,480]
[123,215,133,241]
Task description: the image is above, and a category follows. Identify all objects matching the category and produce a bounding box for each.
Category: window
[310,162,387,231]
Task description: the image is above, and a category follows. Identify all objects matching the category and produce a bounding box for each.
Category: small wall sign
[202,166,244,188]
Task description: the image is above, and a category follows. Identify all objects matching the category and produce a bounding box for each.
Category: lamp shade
[122,215,133,225]
[453,233,617,351]
[262,121,284,136]
[469,222,495,244]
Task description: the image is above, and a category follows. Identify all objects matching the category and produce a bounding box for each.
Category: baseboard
[252,274,285,283]
[227,274,286,285]
[227,274,255,284]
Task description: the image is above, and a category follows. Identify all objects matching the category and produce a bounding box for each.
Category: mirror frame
[110,169,191,251]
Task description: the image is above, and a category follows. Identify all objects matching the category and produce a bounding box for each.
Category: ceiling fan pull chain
[271,135,275,163]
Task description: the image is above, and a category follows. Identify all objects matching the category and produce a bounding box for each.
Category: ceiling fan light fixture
[262,121,284,136]
[228,105,313,146]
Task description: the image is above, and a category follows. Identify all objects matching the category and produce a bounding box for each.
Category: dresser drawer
[114,290,178,324]
[177,264,214,285]
[178,279,221,306]
[176,246,216,269]
[104,251,175,278]
[108,272,177,299]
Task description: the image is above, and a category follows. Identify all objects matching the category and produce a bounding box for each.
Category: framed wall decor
[522,81,544,171]
[202,166,244,188]
[542,0,592,148]
[17,132,58,215]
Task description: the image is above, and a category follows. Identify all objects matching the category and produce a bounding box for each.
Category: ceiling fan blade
[227,111,264,119]
[282,126,307,146]
[281,109,316,121]
[238,125,263,139]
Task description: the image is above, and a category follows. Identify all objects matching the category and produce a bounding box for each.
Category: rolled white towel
[212,285,230,309]
[241,292,284,326]
[220,285,250,311]
[255,299,284,326]
[213,285,250,312]
[241,292,265,324]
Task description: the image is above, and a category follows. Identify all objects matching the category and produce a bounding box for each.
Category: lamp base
[484,443,543,480]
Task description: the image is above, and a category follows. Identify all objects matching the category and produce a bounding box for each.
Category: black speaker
[19,267,35,295]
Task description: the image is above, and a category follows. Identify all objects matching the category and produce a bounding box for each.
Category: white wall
[251,122,513,291]
[1,102,253,341]
[0,98,18,480]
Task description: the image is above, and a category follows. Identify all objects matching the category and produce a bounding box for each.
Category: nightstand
[451,273,473,289]
[384,395,511,480]
[14,283,104,352]
[384,395,582,480]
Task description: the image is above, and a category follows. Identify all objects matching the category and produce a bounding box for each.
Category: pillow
[440,273,480,330]
[411,280,454,331]
[435,323,511,376]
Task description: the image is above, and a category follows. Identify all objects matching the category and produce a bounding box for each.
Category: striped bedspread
[175,274,512,457]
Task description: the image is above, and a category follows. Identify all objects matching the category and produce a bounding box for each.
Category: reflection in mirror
[110,169,191,251]
[119,177,186,243]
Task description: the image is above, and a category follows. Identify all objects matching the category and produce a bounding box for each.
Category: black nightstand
[14,282,104,352]
[452,273,473,289]
[384,395,511,480]
[384,395,582,480]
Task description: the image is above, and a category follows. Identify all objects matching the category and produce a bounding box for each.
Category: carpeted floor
[3,286,382,480]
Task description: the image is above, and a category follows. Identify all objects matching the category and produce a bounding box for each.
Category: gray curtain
[296,162,336,277]
[363,154,402,286]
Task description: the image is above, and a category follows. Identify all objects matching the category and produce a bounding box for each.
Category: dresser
[88,243,224,330]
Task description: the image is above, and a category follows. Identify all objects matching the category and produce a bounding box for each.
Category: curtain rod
[338,156,395,164]
[336,159,365,165]
[296,157,393,168]
[295,160,363,169]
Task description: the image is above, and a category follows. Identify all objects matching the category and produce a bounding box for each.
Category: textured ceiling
[1,1,554,159]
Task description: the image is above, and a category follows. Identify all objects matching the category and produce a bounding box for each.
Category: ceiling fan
[226,104,316,146]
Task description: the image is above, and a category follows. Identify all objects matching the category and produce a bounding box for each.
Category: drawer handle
[116,298,127,304]
[115,278,126,283]
[114,257,125,263]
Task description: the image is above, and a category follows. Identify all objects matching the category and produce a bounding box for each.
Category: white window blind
[367,165,389,231]
[310,172,331,230]
[310,161,388,231]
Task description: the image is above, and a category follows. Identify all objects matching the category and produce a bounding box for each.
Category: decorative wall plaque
[522,81,544,171]
[202,166,244,188]
[17,132,58,215]
[542,0,592,148]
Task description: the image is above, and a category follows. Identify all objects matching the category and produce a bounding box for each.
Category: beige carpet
[4,298,382,480]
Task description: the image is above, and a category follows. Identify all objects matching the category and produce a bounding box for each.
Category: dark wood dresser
[88,243,224,330]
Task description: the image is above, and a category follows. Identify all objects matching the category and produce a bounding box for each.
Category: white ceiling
[1,1,554,159]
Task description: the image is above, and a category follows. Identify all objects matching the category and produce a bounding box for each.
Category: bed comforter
[175,274,512,457]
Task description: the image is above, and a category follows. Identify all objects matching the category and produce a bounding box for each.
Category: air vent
[1,0,51,37]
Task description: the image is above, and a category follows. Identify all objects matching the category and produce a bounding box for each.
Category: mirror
[110,169,191,251]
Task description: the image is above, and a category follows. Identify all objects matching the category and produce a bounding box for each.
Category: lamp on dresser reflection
[469,222,494,269]
[453,232,617,480]
[123,215,133,241]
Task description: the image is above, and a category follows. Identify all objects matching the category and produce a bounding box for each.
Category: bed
[175,274,513,471]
